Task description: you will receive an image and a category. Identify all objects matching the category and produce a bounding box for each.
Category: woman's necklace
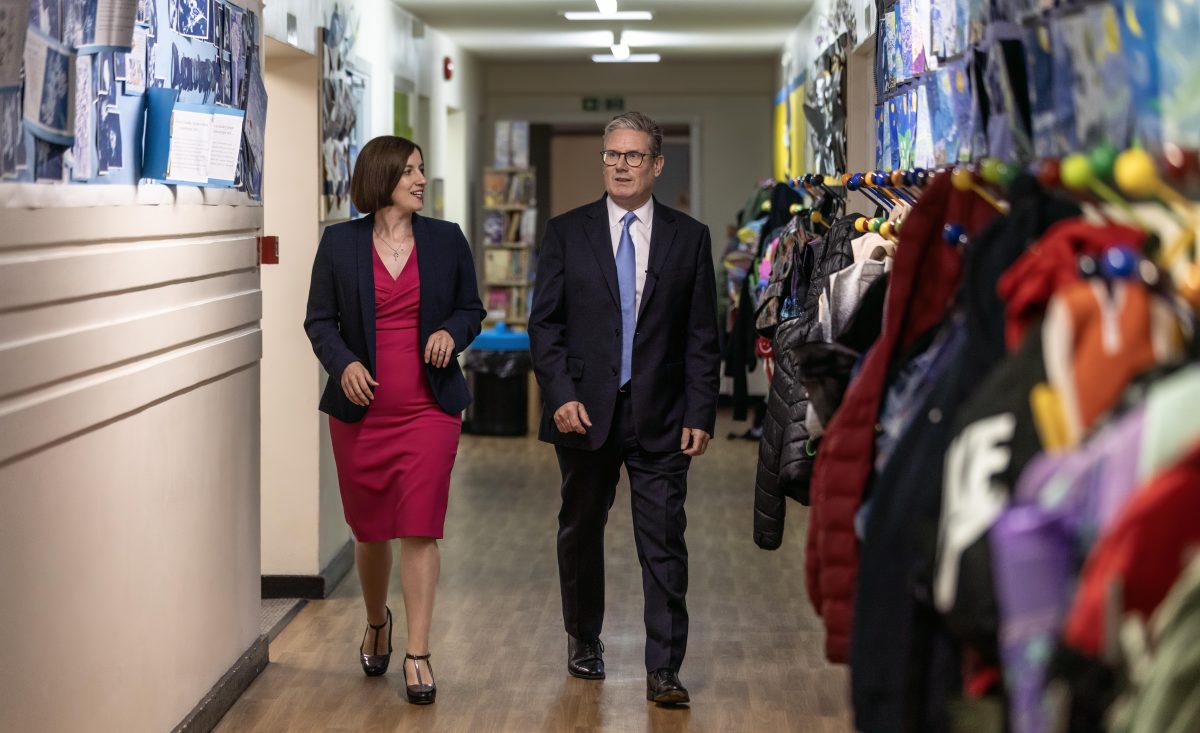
[374,228,411,262]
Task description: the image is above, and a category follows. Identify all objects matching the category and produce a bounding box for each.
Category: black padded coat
[754,215,858,549]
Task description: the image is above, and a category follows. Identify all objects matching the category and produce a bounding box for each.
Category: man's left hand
[680,428,711,457]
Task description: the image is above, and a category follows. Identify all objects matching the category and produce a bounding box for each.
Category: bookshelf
[481,166,537,329]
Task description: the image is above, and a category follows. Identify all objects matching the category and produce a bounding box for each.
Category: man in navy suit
[529,112,721,705]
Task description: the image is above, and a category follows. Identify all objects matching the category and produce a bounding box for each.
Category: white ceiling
[395,0,810,61]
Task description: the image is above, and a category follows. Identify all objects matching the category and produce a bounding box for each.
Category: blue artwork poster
[1119,0,1161,149]
[1159,0,1200,149]
[1024,22,1059,159]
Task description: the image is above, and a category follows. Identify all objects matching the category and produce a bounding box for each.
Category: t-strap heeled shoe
[359,607,393,676]
[403,652,436,704]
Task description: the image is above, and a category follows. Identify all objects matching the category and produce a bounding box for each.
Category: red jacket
[1063,442,1200,656]
[997,219,1144,351]
[805,172,997,662]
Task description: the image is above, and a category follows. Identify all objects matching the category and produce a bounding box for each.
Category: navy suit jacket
[304,213,485,422]
[529,196,722,453]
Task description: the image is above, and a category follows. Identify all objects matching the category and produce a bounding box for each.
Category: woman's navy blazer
[304,213,485,422]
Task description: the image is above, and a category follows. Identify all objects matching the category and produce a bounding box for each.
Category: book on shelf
[484,249,532,283]
[520,209,537,244]
[486,287,511,320]
[482,210,506,245]
[483,171,510,209]
[514,288,530,320]
[493,121,512,169]
[505,211,523,243]
[507,175,526,206]
[510,121,530,169]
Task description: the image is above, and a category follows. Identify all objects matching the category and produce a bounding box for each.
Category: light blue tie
[616,211,637,386]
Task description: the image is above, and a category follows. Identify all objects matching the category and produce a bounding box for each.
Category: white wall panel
[0,200,263,732]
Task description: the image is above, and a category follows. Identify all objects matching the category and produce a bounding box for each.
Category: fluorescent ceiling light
[595,0,618,14]
[565,11,654,21]
[591,53,661,63]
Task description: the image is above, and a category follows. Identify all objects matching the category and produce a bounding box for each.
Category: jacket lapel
[357,214,377,372]
[413,213,431,340]
[584,197,621,307]
[638,197,678,318]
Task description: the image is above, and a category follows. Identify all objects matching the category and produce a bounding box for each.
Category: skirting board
[172,634,268,733]
[261,539,355,599]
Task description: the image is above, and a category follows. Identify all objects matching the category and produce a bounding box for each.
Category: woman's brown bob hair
[350,136,424,214]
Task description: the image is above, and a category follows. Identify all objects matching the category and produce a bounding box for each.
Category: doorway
[260,37,350,586]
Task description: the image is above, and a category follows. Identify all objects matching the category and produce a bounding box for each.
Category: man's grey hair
[603,112,663,158]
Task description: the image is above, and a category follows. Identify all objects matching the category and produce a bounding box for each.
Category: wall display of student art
[871,0,1200,170]
[319,3,360,222]
[0,0,265,202]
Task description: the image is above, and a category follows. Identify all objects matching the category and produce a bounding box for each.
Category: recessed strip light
[565,11,654,21]
[591,53,661,63]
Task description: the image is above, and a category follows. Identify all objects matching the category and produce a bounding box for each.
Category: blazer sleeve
[438,225,486,354]
[303,228,359,380]
[683,225,722,435]
[528,218,576,412]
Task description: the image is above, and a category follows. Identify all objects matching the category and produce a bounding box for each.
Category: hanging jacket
[806,172,997,664]
[798,272,892,439]
[1062,442,1200,660]
[1108,553,1200,733]
[934,222,1151,651]
[992,366,1200,733]
[753,236,819,549]
[754,215,858,549]
[997,219,1144,350]
[850,176,1081,733]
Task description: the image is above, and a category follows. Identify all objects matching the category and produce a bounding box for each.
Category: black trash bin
[463,323,532,436]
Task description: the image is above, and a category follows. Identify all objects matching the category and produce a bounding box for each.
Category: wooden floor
[216,410,852,732]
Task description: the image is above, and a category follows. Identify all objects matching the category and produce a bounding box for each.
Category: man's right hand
[340,361,378,406]
[554,401,592,435]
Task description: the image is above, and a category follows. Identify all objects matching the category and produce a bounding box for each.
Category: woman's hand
[340,362,378,406]
[424,330,456,368]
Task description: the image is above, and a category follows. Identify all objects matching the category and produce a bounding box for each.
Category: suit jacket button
[611,368,617,375]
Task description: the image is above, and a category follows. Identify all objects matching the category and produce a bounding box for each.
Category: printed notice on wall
[166,105,212,182]
[23,27,75,145]
[0,0,24,87]
[143,89,244,186]
[77,0,139,52]
[207,108,243,183]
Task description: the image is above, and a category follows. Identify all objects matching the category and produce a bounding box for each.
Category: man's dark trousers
[556,388,690,673]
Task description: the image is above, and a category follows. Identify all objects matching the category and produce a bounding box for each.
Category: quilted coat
[754,215,858,549]
[805,174,997,662]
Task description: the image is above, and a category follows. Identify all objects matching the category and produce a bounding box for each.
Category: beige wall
[0,200,263,731]
[485,60,775,248]
[550,135,605,216]
[261,39,351,575]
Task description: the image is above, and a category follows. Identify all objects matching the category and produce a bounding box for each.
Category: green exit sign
[582,96,625,112]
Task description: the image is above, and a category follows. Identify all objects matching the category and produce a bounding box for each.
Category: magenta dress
[328,245,462,541]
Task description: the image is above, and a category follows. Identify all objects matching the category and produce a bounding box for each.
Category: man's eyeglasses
[601,150,656,168]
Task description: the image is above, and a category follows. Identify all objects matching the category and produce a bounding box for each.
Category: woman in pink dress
[304,136,484,704]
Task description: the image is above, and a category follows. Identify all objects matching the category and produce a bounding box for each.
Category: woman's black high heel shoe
[359,607,393,676]
[403,652,436,705]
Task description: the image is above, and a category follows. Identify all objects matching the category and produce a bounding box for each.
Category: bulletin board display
[872,0,1200,171]
[2,0,265,199]
[319,2,361,222]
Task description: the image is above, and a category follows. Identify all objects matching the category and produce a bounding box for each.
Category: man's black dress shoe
[646,668,690,705]
[567,636,605,679]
